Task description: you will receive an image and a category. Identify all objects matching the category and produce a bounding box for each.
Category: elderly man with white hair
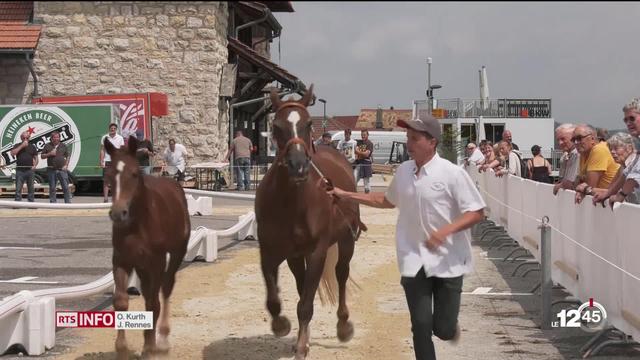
[465,142,485,166]
[593,99,640,207]
[553,123,580,195]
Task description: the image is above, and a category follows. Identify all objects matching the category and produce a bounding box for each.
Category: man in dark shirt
[10,131,38,202]
[135,130,154,175]
[41,131,71,203]
[355,129,374,193]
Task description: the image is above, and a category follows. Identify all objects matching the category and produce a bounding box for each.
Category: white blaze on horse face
[115,160,125,201]
[287,110,302,151]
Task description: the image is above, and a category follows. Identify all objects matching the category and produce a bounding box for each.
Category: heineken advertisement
[0,105,115,178]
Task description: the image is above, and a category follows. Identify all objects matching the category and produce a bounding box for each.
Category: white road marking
[470,287,493,294]
[0,276,59,284]
[0,247,43,251]
[462,287,533,296]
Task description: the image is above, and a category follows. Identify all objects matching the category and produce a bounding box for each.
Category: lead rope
[310,159,361,240]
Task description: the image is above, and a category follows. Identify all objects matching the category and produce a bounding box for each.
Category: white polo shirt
[468,147,485,165]
[385,153,486,278]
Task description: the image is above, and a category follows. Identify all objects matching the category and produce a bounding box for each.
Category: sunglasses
[624,115,637,124]
[571,134,592,143]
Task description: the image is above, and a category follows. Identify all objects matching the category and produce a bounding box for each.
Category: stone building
[0,1,305,166]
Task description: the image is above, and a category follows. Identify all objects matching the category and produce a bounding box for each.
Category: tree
[438,126,464,164]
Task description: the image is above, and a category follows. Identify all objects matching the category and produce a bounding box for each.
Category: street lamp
[426,57,443,112]
[427,84,442,111]
[318,98,327,132]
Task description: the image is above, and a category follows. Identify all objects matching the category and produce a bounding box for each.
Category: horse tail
[318,243,339,306]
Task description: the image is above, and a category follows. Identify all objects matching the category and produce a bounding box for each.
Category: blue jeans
[48,169,71,203]
[15,169,35,202]
[235,157,251,190]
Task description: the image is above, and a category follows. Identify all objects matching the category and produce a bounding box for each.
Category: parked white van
[328,130,407,164]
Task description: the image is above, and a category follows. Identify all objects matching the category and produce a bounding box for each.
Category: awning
[227,37,304,91]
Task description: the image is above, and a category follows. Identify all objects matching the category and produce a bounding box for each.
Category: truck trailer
[0,104,119,193]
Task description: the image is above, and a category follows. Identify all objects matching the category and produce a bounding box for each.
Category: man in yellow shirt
[573,124,620,203]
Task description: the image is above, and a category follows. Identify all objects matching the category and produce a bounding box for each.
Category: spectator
[502,130,519,151]
[225,129,253,191]
[527,145,552,183]
[99,123,125,203]
[327,115,485,360]
[553,124,580,195]
[355,129,374,193]
[572,124,620,204]
[10,131,38,202]
[319,132,333,147]
[163,138,188,186]
[41,131,71,203]
[465,142,485,166]
[135,130,154,175]
[478,141,499,172]
[607,132,636,168]
[495,141,521,177]
[593,99,640,206]
[596,128,609,143]
[336,128,357,179]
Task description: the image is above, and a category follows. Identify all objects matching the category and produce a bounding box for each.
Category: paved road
[0,194,257,311]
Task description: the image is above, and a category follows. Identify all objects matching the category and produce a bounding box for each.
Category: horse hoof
[293,344,309,360]
[337,320,354,342]
[156,335,170,354]
[272,316,291,337]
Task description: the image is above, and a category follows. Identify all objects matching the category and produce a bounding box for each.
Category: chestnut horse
[255,85,367,359]
[103,136,190,359]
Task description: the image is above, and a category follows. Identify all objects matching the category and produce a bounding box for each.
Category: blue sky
[274,2,640,129]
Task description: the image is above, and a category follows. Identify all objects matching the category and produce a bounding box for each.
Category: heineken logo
[0,107,82,176]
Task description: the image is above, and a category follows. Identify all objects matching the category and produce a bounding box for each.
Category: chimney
[376,105,383,129]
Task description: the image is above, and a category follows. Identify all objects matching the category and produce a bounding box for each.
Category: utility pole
[319,98,327,133]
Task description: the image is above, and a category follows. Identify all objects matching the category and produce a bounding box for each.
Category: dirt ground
[55,207,418,360]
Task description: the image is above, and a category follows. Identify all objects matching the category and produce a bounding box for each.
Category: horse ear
[299,84,314,107]
[103,136,116,157]
[128,135,138,155]
[270,88,283,111]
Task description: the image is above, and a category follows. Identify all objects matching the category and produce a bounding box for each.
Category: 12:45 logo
[552,298,607,332]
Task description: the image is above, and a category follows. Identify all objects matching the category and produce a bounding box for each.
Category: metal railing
[416,98,552,119]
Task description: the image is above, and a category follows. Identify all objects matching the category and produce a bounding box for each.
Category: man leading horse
[328,115,486,360]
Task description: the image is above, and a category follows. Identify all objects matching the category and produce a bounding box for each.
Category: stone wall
[25,1,230,164]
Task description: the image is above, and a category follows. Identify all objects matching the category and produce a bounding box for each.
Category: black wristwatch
[618,190,628,197]
[585,186,593,195]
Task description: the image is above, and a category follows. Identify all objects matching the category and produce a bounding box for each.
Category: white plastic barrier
[0,292,55,356]
[185,195,213,216]
[0,211,257,356]
[0,200,111,209]
[616,203,640,341]
[472,167,640,343]
[506,176,524,243]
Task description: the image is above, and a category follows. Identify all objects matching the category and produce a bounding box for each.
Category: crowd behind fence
[467,165,640,344]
